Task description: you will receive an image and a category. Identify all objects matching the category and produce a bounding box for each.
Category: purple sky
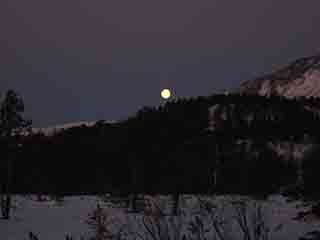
[1,0,320,127]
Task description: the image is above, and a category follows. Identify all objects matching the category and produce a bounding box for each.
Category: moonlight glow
[161,89,171,99]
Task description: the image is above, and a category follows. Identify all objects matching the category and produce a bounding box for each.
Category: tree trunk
[172,193,180,216]
[212,142,221,192]
[3,153,12,219]
[1,183,5,218]
[4,194,11,219]
[130,164,138,212]
[131,194,138,212]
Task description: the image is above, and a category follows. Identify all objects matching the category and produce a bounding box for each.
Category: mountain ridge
[239,54,320,98]
[31,120,116,136]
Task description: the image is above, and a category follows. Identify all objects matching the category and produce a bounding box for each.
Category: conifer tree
[0,90,31,219]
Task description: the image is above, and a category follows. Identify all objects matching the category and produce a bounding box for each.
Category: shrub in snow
[84,196,284,240]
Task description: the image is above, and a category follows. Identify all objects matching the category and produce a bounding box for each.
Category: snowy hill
[239,55,320,98]
[32,120,116,136]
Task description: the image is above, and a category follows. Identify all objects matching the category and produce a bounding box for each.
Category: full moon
[161,89,171,99]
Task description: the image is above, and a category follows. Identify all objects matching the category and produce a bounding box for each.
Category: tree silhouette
[0,90,31,219]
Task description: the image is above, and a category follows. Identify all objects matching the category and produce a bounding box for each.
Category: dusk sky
[1,0,320,127]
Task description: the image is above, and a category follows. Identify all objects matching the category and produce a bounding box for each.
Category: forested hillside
[1,93,320,198]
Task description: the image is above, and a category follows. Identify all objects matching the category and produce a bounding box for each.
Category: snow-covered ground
[1,195,319,240]
[1,195,99,240]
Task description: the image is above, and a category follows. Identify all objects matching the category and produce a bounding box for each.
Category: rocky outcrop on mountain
[240,55,320,98]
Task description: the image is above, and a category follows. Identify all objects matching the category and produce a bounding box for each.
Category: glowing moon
[161,89,171,99]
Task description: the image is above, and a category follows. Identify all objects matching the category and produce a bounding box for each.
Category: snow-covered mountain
[239,55,320,97]
[208,54,320,163]
[32,120,116,136]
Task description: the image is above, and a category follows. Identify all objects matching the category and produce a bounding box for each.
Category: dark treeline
[2,93,320,197]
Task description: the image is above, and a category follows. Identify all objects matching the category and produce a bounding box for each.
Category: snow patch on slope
[240,55,320,98]
[32,120,116,136]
